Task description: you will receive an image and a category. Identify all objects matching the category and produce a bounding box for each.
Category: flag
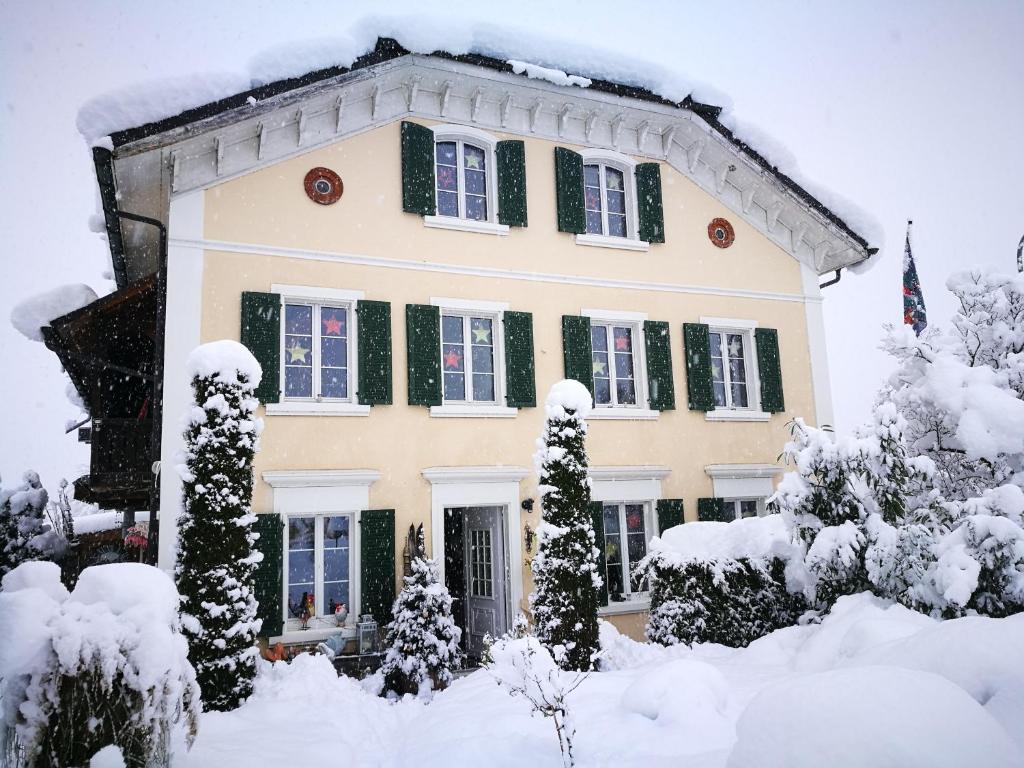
[903,220,927,335]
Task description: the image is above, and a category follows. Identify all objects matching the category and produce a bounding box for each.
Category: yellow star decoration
[472,326,491,344]
[287,341,310,363]
[465,153,481,170]
[592,359,607,376]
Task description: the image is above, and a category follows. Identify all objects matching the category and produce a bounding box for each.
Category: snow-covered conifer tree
[381,524,462,698]
[175,340,263,711]
[0,471,49,580]
[530,380,600,671]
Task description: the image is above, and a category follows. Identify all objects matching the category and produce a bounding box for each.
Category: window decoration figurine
[303,167,344,205]
[333,602,349,627]
[299,592,315,629]
[357,614,380,655]
[708,217,735,248]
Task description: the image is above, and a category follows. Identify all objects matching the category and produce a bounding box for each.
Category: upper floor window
[284,301,352,401]
[709,327,755,410]
[435,141,489,221]
[591,322,639,407]
[584,163,629,238]
[441,310,499,404]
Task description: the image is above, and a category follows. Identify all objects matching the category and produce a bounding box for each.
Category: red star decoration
[444,348,462,370]
[322,315,343,336]
[614,335,630,351]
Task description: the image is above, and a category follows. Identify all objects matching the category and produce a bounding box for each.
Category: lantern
[357,614,379,655]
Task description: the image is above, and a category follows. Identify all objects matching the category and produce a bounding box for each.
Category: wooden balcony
[73,418,153,511]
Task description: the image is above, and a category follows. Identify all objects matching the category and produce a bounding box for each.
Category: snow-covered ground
[91,593,1021,768]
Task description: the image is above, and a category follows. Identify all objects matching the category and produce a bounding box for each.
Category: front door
[462,506,509,658]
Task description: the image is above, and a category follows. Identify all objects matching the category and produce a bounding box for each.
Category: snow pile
[71,509,151,535]
[656,514,793,565]
[508,60,591,88]
[0,562,199,765]
[10,283,98,341]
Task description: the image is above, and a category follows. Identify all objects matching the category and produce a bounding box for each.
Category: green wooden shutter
[683,323,715,411]
[252,513,284,638]
[561,315,594,397]
[755,327,785,413]
[406,304,442,406]
[401,121,436,216]
[356,300,392,406]
[656,499,684,534]
[643,320,675,411]
[496,140,528,227]
[698,497,731,522]
[240,291,281,404]
[503,311,536,408]
[554,147,586,233]
[635,163,665,243]
[590,500,609,607]
[360,508,396,628]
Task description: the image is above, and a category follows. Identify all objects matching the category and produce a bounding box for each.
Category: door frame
[424,466,527,627]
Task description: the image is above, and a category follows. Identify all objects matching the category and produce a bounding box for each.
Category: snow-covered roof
[83,26,878,286]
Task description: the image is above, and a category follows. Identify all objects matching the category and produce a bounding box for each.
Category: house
[44,37,874,652]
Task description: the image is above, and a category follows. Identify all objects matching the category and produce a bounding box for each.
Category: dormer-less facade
[65,39,873,649]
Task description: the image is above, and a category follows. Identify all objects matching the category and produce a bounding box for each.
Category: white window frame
[282,510,357,634]
[575,149,648,252]
[582,309,657,420]
[267,285,370,417]
[701,315,771,423]
[722,497,768,520]
[600,500,655,605]
[430,297,516,418]
[425,125,509,237]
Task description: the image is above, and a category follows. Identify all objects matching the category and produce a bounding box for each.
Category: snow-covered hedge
[640,516,805,647]
[0,562,199,767]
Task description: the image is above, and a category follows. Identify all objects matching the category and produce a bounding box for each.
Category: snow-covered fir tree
[0,471,49,580]
[175,340,263,712]
[381,524,462,698]
[530,379,600,672]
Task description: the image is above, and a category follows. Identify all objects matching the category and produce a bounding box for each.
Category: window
[435,140,489,222]
[283,301,352,401]
[441,311,498,404]
[285,514,353,628]
[584,163,629,238]
[602,502,650,601]
[723,498,766,520]
[591,322,639,407]
[709,328,755,410]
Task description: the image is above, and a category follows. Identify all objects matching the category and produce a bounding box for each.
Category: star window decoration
[287,341,310,364]
[444,348,463,370]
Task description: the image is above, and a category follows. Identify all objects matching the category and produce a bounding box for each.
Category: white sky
[2,0,1022,491]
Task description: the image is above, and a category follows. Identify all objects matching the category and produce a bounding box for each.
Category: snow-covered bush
[0,471,52,580]
[485,635,589,768]
[175,340,264,712]
[0,562,199,767]
[640,515,805,647]
[380,524,462,699]
[530,380,601,672]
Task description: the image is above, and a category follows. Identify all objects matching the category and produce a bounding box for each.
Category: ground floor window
[602,502,651,601]
[723,498,766,520]
[286,513,353,627]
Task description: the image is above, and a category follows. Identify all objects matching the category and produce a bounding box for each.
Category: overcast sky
[2,0,1022,491]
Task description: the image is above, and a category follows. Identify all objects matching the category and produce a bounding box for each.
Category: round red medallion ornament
[708,218,735,248]
[304,167,343,205]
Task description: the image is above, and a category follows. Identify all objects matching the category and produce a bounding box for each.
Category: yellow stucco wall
[191,119,816,639]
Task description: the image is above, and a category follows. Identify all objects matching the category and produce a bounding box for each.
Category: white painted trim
[157,190,205,572]
[262,469,381,489]
[589,467,666,505]
[700,315,759,330]
[704,464,782,479]
[599,599,650,617]
[422,466,530,484]
[265,402,371,417]
[430,404,518,418]
[582,308,649,322]
[271,284,365,302]
[270,626,355,645]
[430,297,510,312]
[574,233,649,252]
[713,477,776,500]
[430,123,499,148]
[171,237,822,305]
[580,148,638,168]
[705,409,771,422]
[423,215,510,236]
[589,465,671,481]
[423,469,525,617]
[801,262,835,428]
[589,408,659,421]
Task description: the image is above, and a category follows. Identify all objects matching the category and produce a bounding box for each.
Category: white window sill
[575,233,650,252]
[599,597,651,616]
[269,624,356,645]
[705,409,772,422]
[589,407,659,421]
[266,401,371,417]
[430,403,518,418]
[424,215,510,236]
